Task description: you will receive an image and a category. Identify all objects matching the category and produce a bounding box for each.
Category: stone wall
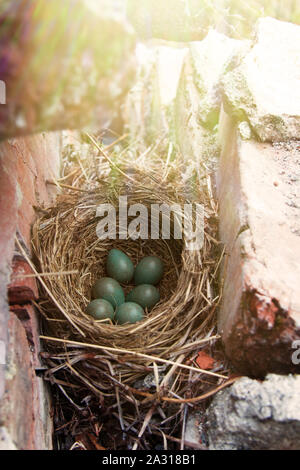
[0,132,61,449]
[123,17,300,448]
[0,0,137,449]
[206,374,300,450]
[0,2,137,447]
[216,18,300,376]
[124,17,300,378]
[0,12,299,450]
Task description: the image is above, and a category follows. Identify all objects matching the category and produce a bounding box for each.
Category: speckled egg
[126,284,160,310]
[86,299,114,321]
[134,256,164,285]
[92,277,125,308]
[106,248,134,284]
[115,302,144,325]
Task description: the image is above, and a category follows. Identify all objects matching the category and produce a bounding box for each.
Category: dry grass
[29,133,232,450]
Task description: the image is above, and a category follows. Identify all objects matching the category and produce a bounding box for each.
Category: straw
[31,135,227,450]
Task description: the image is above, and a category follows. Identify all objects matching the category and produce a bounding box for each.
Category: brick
[0,146,18,263]
[8,257,38,304]
[9,303,40,367]
[216,109,300,377]
[0,311,52,449]
[195,351,215,370]
[0,131,60,445]
[0,132,61,248]
[223,18,300,142]
[25,132,61,205]
[0,146,18,400]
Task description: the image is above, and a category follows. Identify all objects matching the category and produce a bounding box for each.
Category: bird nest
[29,136,231,449]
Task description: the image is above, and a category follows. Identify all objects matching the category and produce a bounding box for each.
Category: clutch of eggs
[86,249,164,324]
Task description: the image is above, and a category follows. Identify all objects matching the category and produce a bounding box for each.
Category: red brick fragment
[196,351,215,370]
[8,257,38,304]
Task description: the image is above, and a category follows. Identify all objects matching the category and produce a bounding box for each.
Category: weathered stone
[0,0,136,139]
[184,411,204,449]
[217,108,300,376]
[175,48,219,177]
[175,31,246,179]
[0,132,61,246]
[10,303,41,367]
[0,142,18,398]
[189,30,247,129]
[206,374,300,450]
[0,311,52,449]
[0,131,60,446]
[0,427,17,450]
[222,17,300,142]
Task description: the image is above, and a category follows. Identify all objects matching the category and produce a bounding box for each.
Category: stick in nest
[30,138,227,449]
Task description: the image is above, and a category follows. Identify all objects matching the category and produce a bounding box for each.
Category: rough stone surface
[175,31,246,179]
[222,17,300,142]
[175,47,219,178]
[184,411,208,449]
[1,310,52,450]
[217,108,300,376]
[0,131,60,448]
[0,427,17,450]
[189,30,247,128]
[10,303,41,368]
[0,142,18,398]
[206,374,300,450]
[0,132,61,246]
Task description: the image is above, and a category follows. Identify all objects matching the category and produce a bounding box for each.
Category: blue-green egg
[92,277,125,308]
[86,299,114,321]
[106,248,134,284]
[126,284,160,310]
[134,256,164,285]
[115,302,144,325]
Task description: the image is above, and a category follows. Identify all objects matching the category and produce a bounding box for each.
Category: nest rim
[31,161,216,365]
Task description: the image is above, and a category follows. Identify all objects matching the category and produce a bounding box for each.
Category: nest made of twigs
[30,140,229,449]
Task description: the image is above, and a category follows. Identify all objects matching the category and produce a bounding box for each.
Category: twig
[212,245,226,279]
[15,237,85,337]
[153,362,160,394]
[85,132,136,184]
[103,133,129,151]
[57,384,84,411]
[160,353,185,388]
[107,361,125,435]
[13,270,78,279]
[40,335,228,379]
[181,404,188,450]
[174,335,220,353]
[132,404,156,450]
[46,180,89,192]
